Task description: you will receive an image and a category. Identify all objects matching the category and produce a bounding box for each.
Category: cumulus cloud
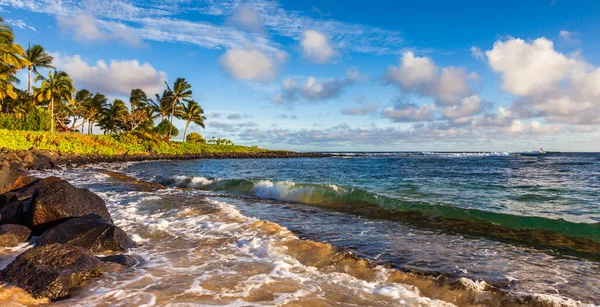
[382,103,436,122]
[384,52,475,105]
[210,121,237,132]
[440,95,484,120]
[226,4,264,33]
[237,119,568,147]
[57,14,144,47]
[52,53,167,96]
[227,113,243,120]
[301,30,338,63]
[486,37,586,96]
[219,49,286,83]
[271,69,359,106]
[341,102,380,115]
[486,37,600,124]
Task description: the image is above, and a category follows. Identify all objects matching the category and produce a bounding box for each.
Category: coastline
[0,148,330,170]
[0,155,593,305]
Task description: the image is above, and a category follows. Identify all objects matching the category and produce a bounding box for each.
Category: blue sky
[1,0,600,151]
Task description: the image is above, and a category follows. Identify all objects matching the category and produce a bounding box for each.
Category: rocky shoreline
[0,157,140,301]
[0,148,330,302]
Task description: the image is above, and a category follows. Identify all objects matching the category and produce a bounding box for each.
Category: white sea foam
[27,167,592,307]
[33,168,457,306]
[250,180,345,203]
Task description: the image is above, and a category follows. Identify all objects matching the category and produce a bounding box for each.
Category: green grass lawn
[0,129,272,156]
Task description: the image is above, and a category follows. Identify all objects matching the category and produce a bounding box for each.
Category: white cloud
[6,19,37,31]
[559,30,579,45]
[52,53,167,96]
[272,69,359,105]
[341,102,380,115]
[486,37,586,96]
[384,52,474,105]
[440,95,483,120]
[470,46,484,60]
[219,49,286,83]
[210,121,237,132]
[226,4,263,33]
[486,37,600,124]
[382,103,436,122]
[57,14,144,47]
[2,0,405,57]
[385,52,436,88]
[301,30,339,63]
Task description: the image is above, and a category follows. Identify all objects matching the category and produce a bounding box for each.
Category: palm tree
[98,99,128,134]
[148,90,172,121]
[33,70,75,133]
[0,17,14,44]
[83,93,108,134]
[25,44,54,96]
[0,17,27,102]
[129,88,148,111]
[71,89,92,133]
[175,100,206,142]
[164,78,192,138]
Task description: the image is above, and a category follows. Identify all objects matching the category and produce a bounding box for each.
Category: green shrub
[0,108,50,131]
[186,132,205,143]
[154,120,179,138]
[0,129,271,156]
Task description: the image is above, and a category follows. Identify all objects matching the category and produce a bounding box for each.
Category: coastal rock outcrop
[37,214,135,253]
[0,176,63,207]
[99,254,143,268]
[0,243,103,300]
[0,165,35,194]
[26,179,112,235]
[0,224,31,247]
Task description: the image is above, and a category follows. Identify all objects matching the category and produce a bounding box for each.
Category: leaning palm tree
[25,44,54,95]
[164,78,192,138]
[175,100,206,142]
[33,70,75,133]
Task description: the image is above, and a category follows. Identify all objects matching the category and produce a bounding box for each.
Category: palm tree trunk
[183,121,190,142]
[50,97,54,133]
[27,68,31,96]
[169,103,175,138]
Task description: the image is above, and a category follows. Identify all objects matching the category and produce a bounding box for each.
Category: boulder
[0,176,62,208]
[37,215,135,253]
[0,224,31,247]
[0,243,103,300]
[0,166,35,194]
[99,254,143,267]
[26,180,112,235]
[0,200,29,225]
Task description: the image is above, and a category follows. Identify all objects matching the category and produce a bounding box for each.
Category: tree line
[0,17,206,141]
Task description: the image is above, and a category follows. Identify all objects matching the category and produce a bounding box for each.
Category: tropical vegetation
[0,16,210,144]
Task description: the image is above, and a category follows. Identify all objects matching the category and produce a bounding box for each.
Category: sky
[1,0,599,152]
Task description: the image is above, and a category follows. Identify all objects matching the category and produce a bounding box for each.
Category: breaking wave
[165,176,600,257]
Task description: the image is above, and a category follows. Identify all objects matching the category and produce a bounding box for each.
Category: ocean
[27,152,600,306]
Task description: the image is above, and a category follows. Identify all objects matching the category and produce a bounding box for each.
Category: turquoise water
[120,152,600,303]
